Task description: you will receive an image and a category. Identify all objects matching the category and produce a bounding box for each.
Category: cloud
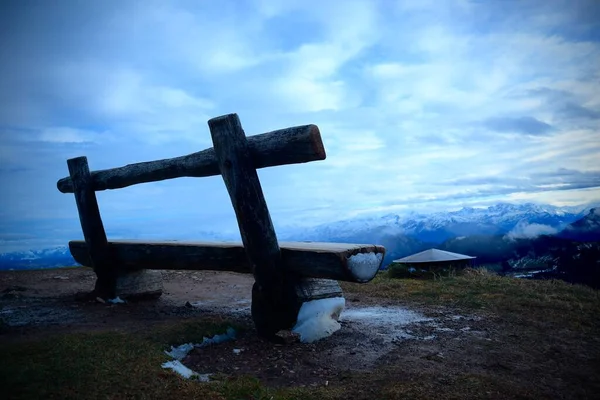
[0,233,37,241]
[522,87,600,125]
[37,127,105,144]
[483,116,554,135]
[505,221,558,240]
[1,0,600,251]
[441,169,600,191]
[558,103,600,120]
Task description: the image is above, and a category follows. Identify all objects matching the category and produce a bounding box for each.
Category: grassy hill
[2,269,599,400]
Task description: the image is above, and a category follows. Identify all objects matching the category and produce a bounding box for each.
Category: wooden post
[208,114,298,340]
[67,156,116,299]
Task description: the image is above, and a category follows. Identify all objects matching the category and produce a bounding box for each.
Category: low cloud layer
[1,0,600,250]
[505,221,559,240]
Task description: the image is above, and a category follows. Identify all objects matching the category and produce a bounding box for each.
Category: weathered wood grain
[67,157,116,298]
[57,124,325,193]
[68,240,385,283]
[208,114,282,288]
[294,278,343,302]
[209,113,289,338]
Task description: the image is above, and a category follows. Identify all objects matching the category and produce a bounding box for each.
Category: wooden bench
[57,113,386,339]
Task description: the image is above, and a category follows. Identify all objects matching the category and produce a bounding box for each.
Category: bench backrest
[57,113,326,295]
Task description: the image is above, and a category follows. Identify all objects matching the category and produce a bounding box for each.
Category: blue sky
[1,0,599,252]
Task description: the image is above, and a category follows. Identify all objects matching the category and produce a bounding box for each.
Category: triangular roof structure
[393,248,476,264]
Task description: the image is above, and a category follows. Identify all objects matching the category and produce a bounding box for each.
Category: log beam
[57,124,325,193]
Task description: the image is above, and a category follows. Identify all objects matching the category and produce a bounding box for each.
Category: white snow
[340,306,433,343]
[292,297,346,343]
[341,306,431,327]
[164,327,236,360]
[107,297,125,304]
[162,327,236,380]
[292,202,586,244]
[161,360,200,379]
[348,252,383,282]
[161,361,213,381]
[290,300,442,344]
[165,343,195,360]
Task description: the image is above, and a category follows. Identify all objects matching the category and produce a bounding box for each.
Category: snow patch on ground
[161,360,211,381]
[340,306,433,343]
[165,343,196,360]
[162,327,237,380]
[341,306,431,326]
[292,297,346,343]
[107,297,125,304]
[165,327,237,360]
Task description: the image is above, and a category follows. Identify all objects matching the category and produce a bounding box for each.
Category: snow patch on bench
[348,252,383,282]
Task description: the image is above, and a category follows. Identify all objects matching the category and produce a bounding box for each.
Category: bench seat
[69,240,385,283]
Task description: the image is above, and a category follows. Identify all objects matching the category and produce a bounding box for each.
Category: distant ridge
[2,201,599,271]
[557,208,600,242]
[0,246,80,271]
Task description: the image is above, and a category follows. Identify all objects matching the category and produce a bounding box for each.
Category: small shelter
[391,249,476,277]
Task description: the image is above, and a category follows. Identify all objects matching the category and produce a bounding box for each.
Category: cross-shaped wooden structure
[57,113,386,339]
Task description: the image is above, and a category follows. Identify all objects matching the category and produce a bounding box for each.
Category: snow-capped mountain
[295,202,593,244]
[1,201,598,271]
[284,202,597,266]
[0,246,80,271]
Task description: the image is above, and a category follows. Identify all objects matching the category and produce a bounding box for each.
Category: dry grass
[342,268,600,330]
[2,270,600,399]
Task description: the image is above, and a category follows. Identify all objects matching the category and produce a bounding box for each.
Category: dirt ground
[1,268,599,399]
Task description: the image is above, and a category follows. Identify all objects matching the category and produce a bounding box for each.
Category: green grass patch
[1,319,225,400]
[0,317,348,400]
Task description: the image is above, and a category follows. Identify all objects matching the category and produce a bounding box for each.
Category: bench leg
[92,268,163,301]
[93,266,118,300]
[251,277,344,342]
[251,280,300,343]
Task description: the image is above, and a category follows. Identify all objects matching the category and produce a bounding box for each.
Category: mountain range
[2,202,599,287]
[0,246,80,271]
[286,202,599,264]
